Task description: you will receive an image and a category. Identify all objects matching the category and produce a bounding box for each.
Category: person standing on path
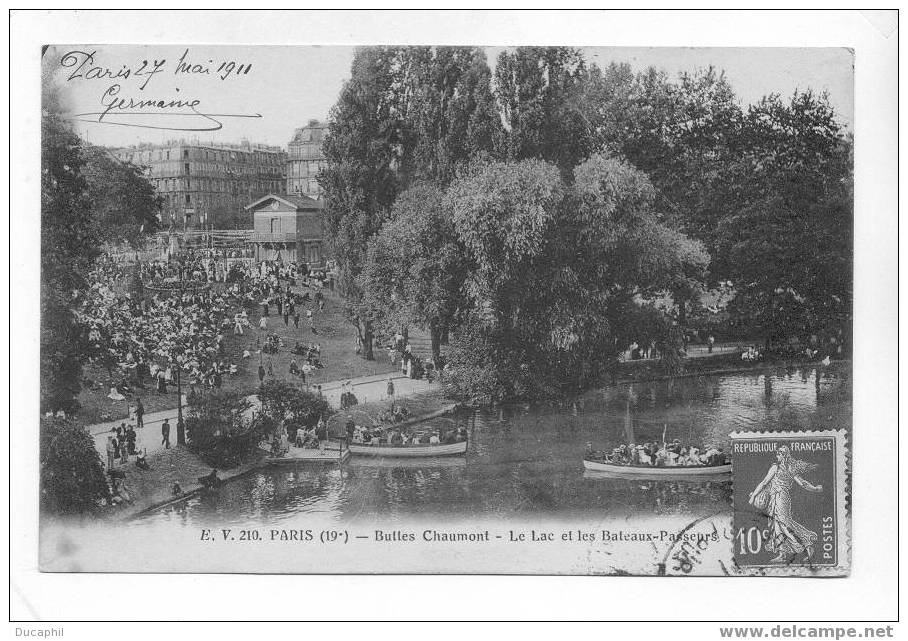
[135,398,144,429]
[258,363,266,383]
[387,377,395,407]
[161,418,171,449]
[126,424,137,455]
[316,416,327,451]
[106,436,116,470]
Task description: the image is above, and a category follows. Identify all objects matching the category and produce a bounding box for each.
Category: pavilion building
[244,193,325,266]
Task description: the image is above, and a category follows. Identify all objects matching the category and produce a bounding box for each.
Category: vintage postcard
[36,41,855,577]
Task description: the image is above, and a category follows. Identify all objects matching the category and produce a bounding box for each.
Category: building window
[185,194,191,205]
[184,163,190,176]
[183,149,189,159]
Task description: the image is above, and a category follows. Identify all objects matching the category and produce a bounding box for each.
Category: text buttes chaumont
[374,529,491,542]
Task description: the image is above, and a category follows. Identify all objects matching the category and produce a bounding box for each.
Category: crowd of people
[78,251,333,402]
[80,259,242,399]
[348,422,468,447]
[586,440,728,467]
[386,333,436,382]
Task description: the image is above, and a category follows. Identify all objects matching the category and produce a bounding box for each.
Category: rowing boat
[260,442,350,464]
[349,440,468,458]
[582,458,731,477]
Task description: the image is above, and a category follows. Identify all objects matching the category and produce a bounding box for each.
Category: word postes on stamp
[731,430,848,576]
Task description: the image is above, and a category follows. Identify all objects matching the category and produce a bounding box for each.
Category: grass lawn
[75,287,427,425]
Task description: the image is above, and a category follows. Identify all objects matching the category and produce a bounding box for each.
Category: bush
[40,416,110,515]
[257,380,331,436]
[441,323,564,403]
[185,389,263,468]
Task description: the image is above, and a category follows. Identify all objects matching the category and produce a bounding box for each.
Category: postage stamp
[730,430,849,576]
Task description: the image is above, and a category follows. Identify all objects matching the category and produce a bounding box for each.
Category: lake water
[135,364,851,528]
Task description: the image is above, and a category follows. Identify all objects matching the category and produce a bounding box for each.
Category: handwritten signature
[59,48,260,132]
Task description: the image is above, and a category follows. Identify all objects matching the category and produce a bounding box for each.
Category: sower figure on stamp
[748,445,823,563]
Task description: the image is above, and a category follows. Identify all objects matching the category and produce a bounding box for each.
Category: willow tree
[442,154,709,401]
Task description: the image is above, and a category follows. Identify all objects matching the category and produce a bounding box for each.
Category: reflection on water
[137,365,850,528]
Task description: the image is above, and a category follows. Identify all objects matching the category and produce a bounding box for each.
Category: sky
[45,44,854,149]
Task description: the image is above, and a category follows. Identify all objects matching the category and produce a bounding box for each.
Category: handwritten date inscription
[59,48,259,132]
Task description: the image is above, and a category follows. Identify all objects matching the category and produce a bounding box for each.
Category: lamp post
[174,269,187,445]
[176,353,186,445]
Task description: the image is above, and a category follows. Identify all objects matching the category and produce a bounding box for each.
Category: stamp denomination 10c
[731,430,849,576]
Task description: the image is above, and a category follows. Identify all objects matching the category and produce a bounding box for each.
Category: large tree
[580,64,743,324]
[319,47,405,360]
[41,107,99,413]
[494,46,594,178]
[321,46,502,358]
[716,91,852,347]
[441,155,708,400]
[359,182,468,362]
[396,46,502,186]
[81,145,161,247]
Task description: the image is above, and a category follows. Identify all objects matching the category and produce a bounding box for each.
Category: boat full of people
[583,441,731,477]
[349,440,468,458]
[348,424,469,458]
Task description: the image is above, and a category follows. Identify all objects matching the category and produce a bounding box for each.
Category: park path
[89,371,438,462]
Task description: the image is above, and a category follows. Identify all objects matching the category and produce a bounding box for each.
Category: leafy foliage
[716,92,853,345]
[257,380,331,434]
[325,47,852,400]
[81,145,162,247]
[319,47,406,359]
[41,107,98,413]
[441,154,708,400]
[185,390,263,468]
[41,78,161,412]
[494,47,594,177]
[320,47,505,358]
[40,416,110,514]
[360,183,468,361]
[396,47,503,186]
[446,158,564,321]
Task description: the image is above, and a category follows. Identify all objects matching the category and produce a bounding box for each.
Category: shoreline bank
[612,354,851,386]
[111,355,849,522]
